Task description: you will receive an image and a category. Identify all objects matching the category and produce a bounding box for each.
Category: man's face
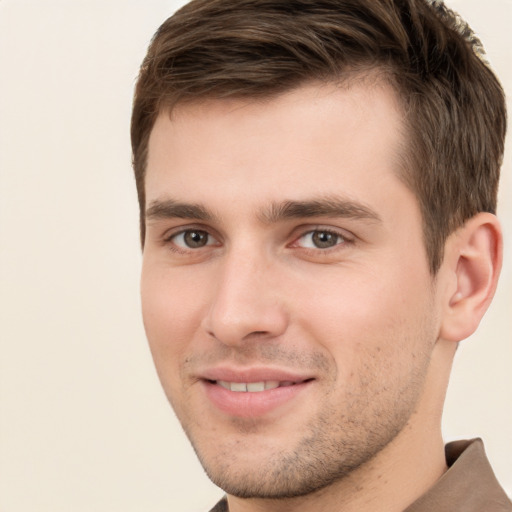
[141,82,444,498]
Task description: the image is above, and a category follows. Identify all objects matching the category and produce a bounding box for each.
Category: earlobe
[440,212,503,342]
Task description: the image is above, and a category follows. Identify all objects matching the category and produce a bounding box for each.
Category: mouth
[209,379,310,393]
[199,372,315,417]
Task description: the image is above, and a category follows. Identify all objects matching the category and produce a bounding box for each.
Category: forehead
[145,81,408,215]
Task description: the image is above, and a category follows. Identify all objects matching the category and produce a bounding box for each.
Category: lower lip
[202,380,313,418]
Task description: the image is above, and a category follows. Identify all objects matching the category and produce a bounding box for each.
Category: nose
[201,249,289,346]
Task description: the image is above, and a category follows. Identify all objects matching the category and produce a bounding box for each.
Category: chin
[188,427,388,500]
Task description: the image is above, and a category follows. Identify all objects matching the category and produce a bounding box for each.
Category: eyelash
[162,226,354,255]
[290,228,352,252]
[163,227,220,254]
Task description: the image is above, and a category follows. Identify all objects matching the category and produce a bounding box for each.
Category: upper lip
[198,366,314,384]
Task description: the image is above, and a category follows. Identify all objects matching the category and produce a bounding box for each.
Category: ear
[439,212,503,342]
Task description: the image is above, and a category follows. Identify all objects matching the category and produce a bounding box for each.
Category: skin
[140,81,501,512]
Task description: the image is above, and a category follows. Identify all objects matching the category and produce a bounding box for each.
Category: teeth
[247,382,265,392]
[216,380,290,392]
[230,382,248,392]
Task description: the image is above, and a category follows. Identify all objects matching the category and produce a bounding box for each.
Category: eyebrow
[145,196,381,224]
[260,197,382,224]
[146,199,215,222]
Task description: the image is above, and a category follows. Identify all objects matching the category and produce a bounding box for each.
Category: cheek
[140,265,207,375]
[292,264,433,360]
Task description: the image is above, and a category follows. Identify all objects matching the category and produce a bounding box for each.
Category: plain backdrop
[0,1,510,511]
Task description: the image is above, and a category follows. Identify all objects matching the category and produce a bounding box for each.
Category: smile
[201,375,314,417]
[215,380,299,392]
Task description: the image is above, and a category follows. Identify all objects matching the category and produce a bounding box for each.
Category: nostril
[202,297,289,346]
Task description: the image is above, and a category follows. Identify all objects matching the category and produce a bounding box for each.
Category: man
[131,0,511,510]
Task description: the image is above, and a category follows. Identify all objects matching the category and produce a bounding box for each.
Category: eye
[171,229,217,249]
[295,229,346,249]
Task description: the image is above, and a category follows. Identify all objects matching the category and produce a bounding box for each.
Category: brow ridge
[145,196,381,225]
[260,197,382,224]
[146,199,214,222]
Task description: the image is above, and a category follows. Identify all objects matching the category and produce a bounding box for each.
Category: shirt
[209,439,512,511]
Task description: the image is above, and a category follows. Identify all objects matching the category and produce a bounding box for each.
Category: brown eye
[311,231,340,248]
[173,229,213,249]
[296,230,345,249]
[184,230,208,248]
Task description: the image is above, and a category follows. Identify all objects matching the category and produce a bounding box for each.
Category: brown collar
[210,439,512,512]
[404,439,511,512]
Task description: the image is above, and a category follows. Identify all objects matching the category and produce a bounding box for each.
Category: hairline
[141,69,416,196]
[138,69,441,273]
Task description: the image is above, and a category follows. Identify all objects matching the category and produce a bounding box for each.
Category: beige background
[0,1,510,511]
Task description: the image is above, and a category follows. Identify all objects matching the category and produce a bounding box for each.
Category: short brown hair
[131,0,506,272]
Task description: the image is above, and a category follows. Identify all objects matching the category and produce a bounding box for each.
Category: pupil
[312,231,337,248]
[184,230,207,248]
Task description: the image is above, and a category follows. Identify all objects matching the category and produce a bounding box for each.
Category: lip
[198,366,315,418]
[200,366,313,383]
